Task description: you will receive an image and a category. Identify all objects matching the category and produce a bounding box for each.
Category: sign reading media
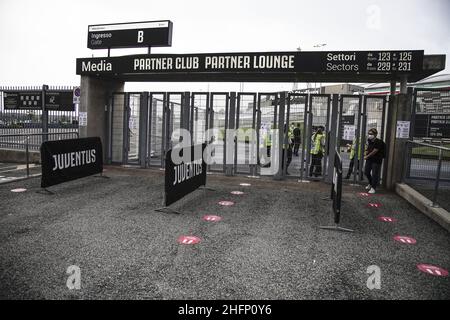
[40,137,103,188]
[165,144,207,206]
[76,50,424,76]
[88,20,173,49]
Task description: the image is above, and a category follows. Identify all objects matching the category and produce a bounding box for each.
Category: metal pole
[26,136,30,177]
[431,148,443,207]
[42,85,49,142]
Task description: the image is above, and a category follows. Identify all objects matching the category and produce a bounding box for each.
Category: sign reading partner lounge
[76,50,424,77]
[88,20,173,49]
[40,137,103,188]
[165,144,207,206]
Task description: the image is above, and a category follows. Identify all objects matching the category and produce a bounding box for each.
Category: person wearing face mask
[364,128,385,194]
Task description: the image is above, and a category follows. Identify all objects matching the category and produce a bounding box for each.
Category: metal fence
[403,140,450,211]
[0,85,79,151]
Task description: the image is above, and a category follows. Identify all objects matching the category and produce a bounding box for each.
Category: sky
[0,0,449,92]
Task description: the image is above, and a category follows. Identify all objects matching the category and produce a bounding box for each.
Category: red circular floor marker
[368,203,382,208]
[177,236,201,245]
[218,200,235,206]
[393,235,417,244]
[417,264,448,277]
[231,191,244,195]
[203,215,222,222]
[11,188,27,193]
[378,216,397,223]
[239,183,251,187]
[358,192,370,197]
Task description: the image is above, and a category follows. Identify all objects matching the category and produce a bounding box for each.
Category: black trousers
[346,158,360,178]
[282,147,293,170]
[293,141,301,155]
[309,154,323,177]
[364,160,382,189]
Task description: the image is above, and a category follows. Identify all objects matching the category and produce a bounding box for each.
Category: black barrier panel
[332,150,343,224]
[165,143,207,206]
[40,137,103,188]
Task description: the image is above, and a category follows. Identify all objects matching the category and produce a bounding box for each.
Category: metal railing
[404,140,450,208]
[0,131,79,179]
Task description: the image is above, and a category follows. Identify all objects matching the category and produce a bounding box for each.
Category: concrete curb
[396,182,450,232]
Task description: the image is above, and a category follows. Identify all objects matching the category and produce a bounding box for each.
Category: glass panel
[167,94,182,149]
[192,94,208,145]
[287,95,307,177]
[128,94,140,162]
[111,94,125,163]
[149,94,164,166]
[236,94,255,174]
[340,96,361,175]
[209,94,227,172]
[257,94,276,175]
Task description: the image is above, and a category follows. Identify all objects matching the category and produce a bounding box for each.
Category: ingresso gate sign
[87,20,173,49]
[76,50,424,79]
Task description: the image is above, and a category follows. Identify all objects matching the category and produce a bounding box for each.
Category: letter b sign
[137,30,144,43]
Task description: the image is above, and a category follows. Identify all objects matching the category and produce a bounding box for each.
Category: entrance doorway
[106,91,388,182]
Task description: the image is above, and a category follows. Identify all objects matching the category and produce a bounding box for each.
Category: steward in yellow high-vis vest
[309,127,325,177]
[345,137,364,179]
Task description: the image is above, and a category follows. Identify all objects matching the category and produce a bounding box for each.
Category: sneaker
[368,188,376,194]
[365,184,371,190]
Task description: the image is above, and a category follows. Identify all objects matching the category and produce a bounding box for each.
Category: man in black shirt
[364,128,385,194]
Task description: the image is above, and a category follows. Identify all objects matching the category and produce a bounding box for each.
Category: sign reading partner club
[165,144,207,206]
[40,137,103,188]
[87,20,173,49]
[76,50,424,76]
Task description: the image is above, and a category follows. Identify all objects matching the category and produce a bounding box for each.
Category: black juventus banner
[40,137,103,188]
[331,150,343,224]
[165,144,207,206]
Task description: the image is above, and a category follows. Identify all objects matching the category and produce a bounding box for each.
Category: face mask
[368,134,375,140]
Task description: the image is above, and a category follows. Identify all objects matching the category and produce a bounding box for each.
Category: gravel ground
[0,166,449,300]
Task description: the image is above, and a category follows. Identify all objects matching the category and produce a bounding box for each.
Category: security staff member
[262,126,273,168]
[293,123,302,156]
[345,137,363,179]
[282,124,293,174]
[309,126,325,177]
[364,128,385,194]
